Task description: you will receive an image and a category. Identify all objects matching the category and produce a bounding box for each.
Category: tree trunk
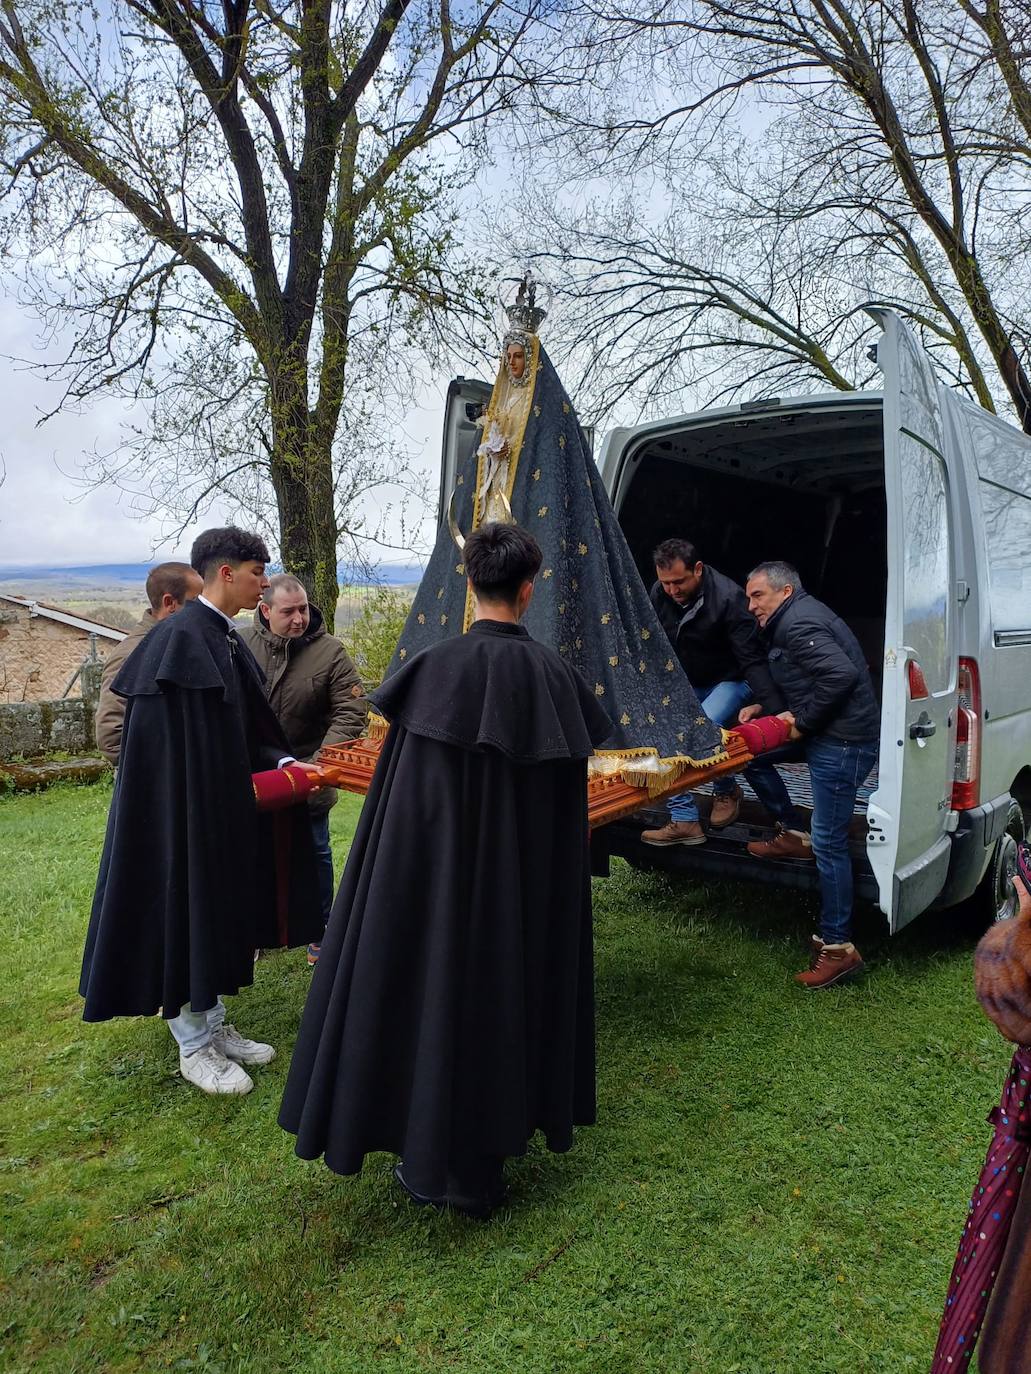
[269,382,340,632]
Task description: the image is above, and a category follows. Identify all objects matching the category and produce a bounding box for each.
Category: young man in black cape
[279,522,613,1217]
[80,527,323,1096]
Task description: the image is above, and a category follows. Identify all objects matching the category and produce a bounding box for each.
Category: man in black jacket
[741,561,879,989]
[643,538,784,846]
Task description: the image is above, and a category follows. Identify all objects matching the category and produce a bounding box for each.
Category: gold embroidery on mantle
[462,333,542,631]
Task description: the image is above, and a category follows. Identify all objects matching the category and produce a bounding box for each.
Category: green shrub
[344,586,412,687]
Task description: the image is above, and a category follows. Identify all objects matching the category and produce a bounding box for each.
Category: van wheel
[977,799,1025,925]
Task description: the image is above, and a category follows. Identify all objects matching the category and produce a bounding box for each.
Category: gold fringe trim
[462,336,542,632]
[367,712,389,742]
[589,731,731,796]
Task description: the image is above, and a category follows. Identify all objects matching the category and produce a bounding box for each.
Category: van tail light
[952,657,981,811]
[907,660,929,700]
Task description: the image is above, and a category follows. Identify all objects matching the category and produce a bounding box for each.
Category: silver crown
[500,271,550,334]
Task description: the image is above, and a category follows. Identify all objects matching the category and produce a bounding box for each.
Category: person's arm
[785,621,858,736]
[316,645,368,752]
[94,644,128,766]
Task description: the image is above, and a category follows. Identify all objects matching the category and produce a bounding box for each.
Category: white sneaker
[179,1043,254,1095]
[212,1023,276,1066]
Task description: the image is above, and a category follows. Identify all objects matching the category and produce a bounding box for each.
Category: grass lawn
[0,779,1009,1373]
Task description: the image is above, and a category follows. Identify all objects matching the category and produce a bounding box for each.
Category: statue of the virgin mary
[384,273,726,790]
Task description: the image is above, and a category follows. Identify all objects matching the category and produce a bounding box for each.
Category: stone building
[0,594,125,704]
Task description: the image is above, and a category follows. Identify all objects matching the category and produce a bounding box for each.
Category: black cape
[279,620,613,1192]
[80,599,322,1021]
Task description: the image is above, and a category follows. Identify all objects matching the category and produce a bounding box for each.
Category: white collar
[198,594,237,630]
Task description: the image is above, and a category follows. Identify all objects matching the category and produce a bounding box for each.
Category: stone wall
[0,600,119,703]
[0,698,97,759]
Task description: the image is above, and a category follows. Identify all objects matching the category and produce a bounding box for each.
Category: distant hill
[0,560,425,590]
[337,562,425,587]
[0,562,155,585]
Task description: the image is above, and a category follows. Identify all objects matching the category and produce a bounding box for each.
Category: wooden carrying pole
[315,733,754,831]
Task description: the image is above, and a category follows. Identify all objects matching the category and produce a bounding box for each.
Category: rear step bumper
[597,813,879,903]
[931,793,1011,908]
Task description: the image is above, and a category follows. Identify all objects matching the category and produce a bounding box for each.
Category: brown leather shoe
[709,787,743,829]
[747,823,814,860]
[641,819,707,847]
[794,940,864,989]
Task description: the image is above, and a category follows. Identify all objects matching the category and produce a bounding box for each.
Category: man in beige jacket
[95,562,203,766]
[240,573,367,962]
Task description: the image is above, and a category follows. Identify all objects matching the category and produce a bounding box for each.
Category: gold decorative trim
[589,730,731,796]
[462,335,542,632]
[367,712,389,742]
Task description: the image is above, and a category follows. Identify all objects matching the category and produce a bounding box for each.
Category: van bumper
[597,818,879,902]
[931,794,1012,908]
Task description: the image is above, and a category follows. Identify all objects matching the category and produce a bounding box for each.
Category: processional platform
[316,732,755,831]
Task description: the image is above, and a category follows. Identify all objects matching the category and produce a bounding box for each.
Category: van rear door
[866,310,957,931]
[438,377,492,525]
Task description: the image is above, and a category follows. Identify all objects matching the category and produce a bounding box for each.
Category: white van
[440,311,1031,931]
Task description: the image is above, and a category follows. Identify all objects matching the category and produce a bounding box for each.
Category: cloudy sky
[0,290,453,569]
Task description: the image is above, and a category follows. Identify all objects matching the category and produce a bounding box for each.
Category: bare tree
[532,0,1031,430]
[531,197,871,423]
[0,0,546,623]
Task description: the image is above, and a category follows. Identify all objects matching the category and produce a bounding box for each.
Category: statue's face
[506,343,526,380]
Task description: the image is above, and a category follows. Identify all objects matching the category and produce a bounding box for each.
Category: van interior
[612,401,887,876]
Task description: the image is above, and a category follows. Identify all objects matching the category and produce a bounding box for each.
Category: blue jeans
[168,998,225,1056]
[310,810,335,927]
[669,679,753,823]
[745,736,878,945]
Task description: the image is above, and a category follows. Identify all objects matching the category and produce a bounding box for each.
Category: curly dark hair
[464,522,543,603]
[190,526,270,580]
